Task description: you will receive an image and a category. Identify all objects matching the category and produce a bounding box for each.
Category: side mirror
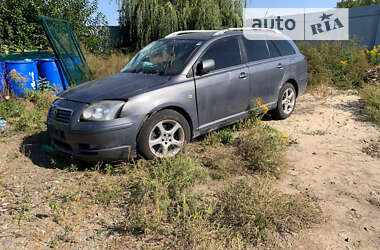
[196,59,216,76]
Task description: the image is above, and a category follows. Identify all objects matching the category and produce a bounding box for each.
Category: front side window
[272,40,296,56]
[121,39,203,75]
[201,37,241,71]
[242,38,270,62]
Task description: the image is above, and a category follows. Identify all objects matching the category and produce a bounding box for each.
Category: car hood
[59,73,170,103]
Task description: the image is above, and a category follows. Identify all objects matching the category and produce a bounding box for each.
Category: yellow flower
[232,125,237,131]
[339,60,347,65]
[260,121,265,125]
[261,104,269,113]
[255,98,262,106]
[280,131,289,143]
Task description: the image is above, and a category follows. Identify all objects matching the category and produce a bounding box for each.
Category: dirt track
[267,90,380,249]
[0,90,379,249]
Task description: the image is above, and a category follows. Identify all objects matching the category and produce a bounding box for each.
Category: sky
[97,0,340,26]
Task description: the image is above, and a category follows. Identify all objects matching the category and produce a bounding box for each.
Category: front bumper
[47,99,139,162]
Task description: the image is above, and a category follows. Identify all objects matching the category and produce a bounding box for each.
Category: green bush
[0,91,56,134]
[297,41,369,89]
[0,0,108,53]
[361,84,380,125]
[122,153,207,234]
[203,128,234,146]
[237,123,288,178]
[213,179,322,246]
[366,45,380,66]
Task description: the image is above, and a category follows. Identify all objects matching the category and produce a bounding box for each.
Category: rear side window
[201,37,241,71]
[242,38,269,62]
[267,41,281,58]
[272,40,296,56]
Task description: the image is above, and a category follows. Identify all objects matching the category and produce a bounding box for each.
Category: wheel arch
[137,105,194,140]
[285,78,299,97]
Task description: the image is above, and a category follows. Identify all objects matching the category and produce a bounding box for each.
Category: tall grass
[85,52,134,79]
[89,106,321,248]
[361,84,380,126]
[213,178,321,247]
[297,41,369,90]
[0,90,56,134]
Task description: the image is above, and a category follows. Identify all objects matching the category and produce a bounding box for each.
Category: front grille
[54,107,73,124]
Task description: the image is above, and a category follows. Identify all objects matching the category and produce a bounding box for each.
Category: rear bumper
[298,78,308,96]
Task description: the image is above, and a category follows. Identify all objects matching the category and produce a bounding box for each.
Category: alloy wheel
[148,120,185,158]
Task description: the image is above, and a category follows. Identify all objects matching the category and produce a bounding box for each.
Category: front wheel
[137,110,191,160]
[272,83,297,120]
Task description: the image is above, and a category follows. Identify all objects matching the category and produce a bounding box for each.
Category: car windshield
[121,39,203,76]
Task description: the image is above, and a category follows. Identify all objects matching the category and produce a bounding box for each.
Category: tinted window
[272,40,296,56]
[202,37,241,71]
[267,41,281,58]
[243,39,269,62]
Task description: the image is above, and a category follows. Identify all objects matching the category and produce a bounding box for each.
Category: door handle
[239,72,248,79]
[277,63,283,69]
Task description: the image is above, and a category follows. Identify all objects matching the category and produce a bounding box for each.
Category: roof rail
[213,27,281,36]
[165,30,218,38]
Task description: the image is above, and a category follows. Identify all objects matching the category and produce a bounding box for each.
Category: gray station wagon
[47,28,308,162]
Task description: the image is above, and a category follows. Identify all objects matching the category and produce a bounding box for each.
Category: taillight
[304,56,308,62]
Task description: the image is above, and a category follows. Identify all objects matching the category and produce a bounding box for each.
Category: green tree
[0,0,108,53]
[119,0,246,50]
[337,0,380,8]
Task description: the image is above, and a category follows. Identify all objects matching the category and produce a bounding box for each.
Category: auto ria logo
[311,13,344,35]
[243,8,349,40]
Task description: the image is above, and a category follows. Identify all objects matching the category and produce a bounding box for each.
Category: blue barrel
[5,60,39,97]
[63,55,80,69]
[0,61,4,94]
[37,58,65,92]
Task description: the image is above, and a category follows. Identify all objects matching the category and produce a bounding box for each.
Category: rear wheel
[137,110,191,160]
[272,83,297,120]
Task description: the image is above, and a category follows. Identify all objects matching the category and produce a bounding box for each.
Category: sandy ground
[266,90,380,250]
[0,90,379,249]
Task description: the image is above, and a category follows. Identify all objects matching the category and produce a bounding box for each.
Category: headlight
[81,101,125,121]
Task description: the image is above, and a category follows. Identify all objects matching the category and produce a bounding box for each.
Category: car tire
[272,83,297,120]
[137,109,191,160]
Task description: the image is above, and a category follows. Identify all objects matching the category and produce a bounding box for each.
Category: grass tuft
[122,153,207,234]
[237,123,288,178]
[213,178,322,247]
[0,90,56,134]
[361,84,380,126]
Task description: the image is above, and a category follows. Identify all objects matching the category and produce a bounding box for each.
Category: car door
[194,36,250,130]
[242,38,285,107]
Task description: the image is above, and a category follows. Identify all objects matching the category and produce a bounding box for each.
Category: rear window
[267,41,281,58]
[272,40,296,56]
[242,38,269,62]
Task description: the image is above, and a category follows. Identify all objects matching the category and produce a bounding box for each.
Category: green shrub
[298,41,369,89]
[203,128,234,146]
[213,178,322,247]
[361,84,380,125]
[122,153,207,234]
[0,91,56,134]
[237,123,287,178]
[366,45,380,66]
[0,99,26,118]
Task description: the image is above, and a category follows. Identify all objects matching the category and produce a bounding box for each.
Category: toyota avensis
[47,28,308,162]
